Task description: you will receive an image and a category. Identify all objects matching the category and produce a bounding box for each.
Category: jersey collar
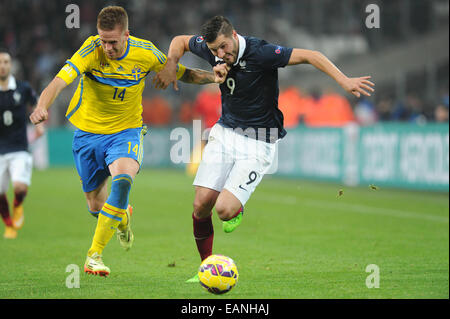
[233,34,246,67]
[116,38,130,61]
[0,75,16,91]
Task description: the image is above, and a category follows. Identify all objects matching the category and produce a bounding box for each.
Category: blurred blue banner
[46,123,449,192]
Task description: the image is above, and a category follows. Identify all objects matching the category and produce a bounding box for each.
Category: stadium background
[1,0,448,191]
[0,0,448,301]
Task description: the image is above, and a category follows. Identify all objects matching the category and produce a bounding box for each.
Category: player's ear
[124,29,130,39]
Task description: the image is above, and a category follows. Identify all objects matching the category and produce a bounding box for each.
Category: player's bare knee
[215,203,234,221]
[193,199,213,219]
[87,199,104,213]
[193,189,217,218]
[13,183,28,195]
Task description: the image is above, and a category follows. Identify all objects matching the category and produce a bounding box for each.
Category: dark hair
[97,6,128,31]
[201,16,234,43]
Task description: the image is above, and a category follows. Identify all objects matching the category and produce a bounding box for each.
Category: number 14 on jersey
[113,88,126,101]
[127,142,138,156]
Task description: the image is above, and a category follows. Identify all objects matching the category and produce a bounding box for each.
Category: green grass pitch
[0,168,448,299]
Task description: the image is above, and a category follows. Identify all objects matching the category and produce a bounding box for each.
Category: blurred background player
[186,83,221,176]
[29,6,226,276]
[154,15,375,282]
[0,47,44,239]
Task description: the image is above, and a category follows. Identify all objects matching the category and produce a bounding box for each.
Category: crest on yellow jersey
[132,65,141,81]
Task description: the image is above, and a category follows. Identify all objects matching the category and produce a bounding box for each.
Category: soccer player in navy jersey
[0,48,44,239]
[153,15,375,282]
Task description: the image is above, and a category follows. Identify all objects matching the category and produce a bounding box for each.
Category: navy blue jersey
[0,78,37,154]
[189,35,293,143]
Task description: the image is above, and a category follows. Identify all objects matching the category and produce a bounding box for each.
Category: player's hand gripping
[213,63,230,84]
[339,76,375,98]
[29,108,49,125]
[153,60,179,90]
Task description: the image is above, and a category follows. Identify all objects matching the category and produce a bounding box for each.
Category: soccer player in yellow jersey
[30,6,226,277]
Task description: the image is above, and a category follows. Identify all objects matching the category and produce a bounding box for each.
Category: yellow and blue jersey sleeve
[56,36,100,85]
[55,35,186,135]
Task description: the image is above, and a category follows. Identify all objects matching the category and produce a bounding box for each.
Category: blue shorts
[72,126,146,193]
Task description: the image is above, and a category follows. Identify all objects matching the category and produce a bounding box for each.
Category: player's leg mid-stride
[11,184,28,230]
[117,204,134,250]
[186,187,245,283]
[1,186,29,239]
[1,196,16,239]
[84,203,134,277]
[83,169,136,277]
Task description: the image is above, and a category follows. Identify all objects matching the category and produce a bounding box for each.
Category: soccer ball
[198,254,239,294]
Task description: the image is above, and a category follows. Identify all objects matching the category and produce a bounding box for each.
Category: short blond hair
[97,6,128,31]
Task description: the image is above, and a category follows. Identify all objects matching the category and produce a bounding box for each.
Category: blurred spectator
[142,95,172,126]
[433,86,449,123]
[439,86,449,108]
[434,103,449,122]
[0,0,447,127]
[297,89,317,125]
[178,101,194,125]
[278,86,303,128]
[443,95,449,108]
[376,95,394,121]
[192,83,221,132]
[186,84,221,176]
[304,88,355,127]
[354,97,377,126]
[391,93,427,123]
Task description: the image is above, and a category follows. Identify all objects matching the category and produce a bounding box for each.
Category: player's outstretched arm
[29,76,67,125]
[288,49,375,98]
[180,68,214,85]
[153,35,194,90]
[180,64,229,85]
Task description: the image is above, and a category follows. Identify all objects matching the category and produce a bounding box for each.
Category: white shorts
[0,151,33,193]
[193,124,278,206]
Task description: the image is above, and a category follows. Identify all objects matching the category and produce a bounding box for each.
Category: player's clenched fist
[29,108,48,125]
[213,63,230,84]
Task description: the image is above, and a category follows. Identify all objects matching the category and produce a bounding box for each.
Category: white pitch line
[145,182,449,224]
[255,194,449,223]
[255,194,298,205]
[304,200,449,223]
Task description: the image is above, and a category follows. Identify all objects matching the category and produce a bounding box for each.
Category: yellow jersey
[56,35,186,134]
